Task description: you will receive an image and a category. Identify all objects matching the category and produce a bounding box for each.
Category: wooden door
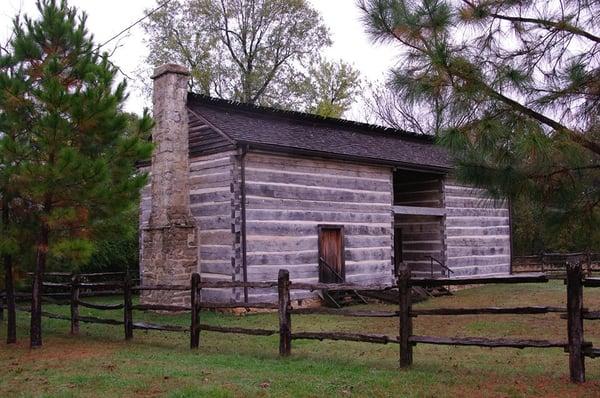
[318,226,345,283]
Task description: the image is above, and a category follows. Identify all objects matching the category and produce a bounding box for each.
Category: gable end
[188,109,235,157]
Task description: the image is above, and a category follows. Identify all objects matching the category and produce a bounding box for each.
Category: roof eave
[238,141,452,174]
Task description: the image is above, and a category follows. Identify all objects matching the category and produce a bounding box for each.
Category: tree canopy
[142,0,361,116]
[359,0,600,252]
[297,59,362,118]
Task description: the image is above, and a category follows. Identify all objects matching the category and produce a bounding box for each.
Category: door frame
[317,224,346,282]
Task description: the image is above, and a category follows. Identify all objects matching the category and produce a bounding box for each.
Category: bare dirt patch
[450,374,600,398]
[1,337,117,370]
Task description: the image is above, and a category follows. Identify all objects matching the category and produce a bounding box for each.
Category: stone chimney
[141,64,198,305]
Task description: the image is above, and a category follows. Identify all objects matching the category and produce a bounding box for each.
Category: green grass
[2,281,600,397]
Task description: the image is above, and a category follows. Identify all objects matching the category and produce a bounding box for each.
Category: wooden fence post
[278,269,291,356]
[566,261,585,383]
[70,274,80,335]
[190,273,201,349]
[123,275,133,340]
[398,270,413,368]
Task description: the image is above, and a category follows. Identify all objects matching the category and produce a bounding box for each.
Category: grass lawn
[2,281,600,397]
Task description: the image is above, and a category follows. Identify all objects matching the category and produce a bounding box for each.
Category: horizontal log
[411,306,566,316]
[199,281,279,289]
[36,292,70,297]
[446,226,510,237]
[246,222,390,237]
[10,291,121,299]
[584,347,600,358]
[76,300,124,310]
[409,335,567,349]
[132,304,191,312]
[133,284,190,291]
[583,278,600,287]
[447,246,510,258]
[446,208,509,217]
[582,310,600,320]
[133,321,188,332]
[410,273,548,287]
[199,302,279,310]
[247,196,390,214]
[291,331,399,344]
[27,272,72,277]
[42,282,71,288]
[27,271,127,278]
[198,323,278,336]
[290,308,399,317]
[190,190,231,204]
[79,272,127,277]
[77,315,124,326]
[77,282,124,289]
[246,168,390,192]
[16,306,124,327]
[290,282,394,291]
[246,209,391,224]
[246,153,389,179]
[446,255,512,268]
[392,205,446,216]
[80,290,123,297]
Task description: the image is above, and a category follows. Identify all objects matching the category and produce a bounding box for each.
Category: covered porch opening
[392,169,449,278]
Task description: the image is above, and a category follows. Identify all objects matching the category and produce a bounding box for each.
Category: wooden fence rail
[2,264,599,384]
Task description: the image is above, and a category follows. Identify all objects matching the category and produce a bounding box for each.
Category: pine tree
[359,0,600,252]
[0,0,153,347]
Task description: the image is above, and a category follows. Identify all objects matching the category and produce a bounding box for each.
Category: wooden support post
[190,273,201,349]
[567,261,585,383]
[0,291,4,322]
[278,269,291,356]
[398,270,413,368]
[123,275,133,341]
[70,274,80,335]
[541,252,545,274]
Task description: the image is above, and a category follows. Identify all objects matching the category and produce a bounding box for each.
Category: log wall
[189,151,240,301]
[140,150,514,302]
[395,214,445,276]
[140,151,240,302]
[443,181,511,276]
[243,152,395,301]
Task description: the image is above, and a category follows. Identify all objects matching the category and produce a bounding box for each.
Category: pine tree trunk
[2,202,16,344]
[3,254,16,344]
[30,224,48,348]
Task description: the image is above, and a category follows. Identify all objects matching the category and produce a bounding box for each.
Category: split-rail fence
[1,263,599,383]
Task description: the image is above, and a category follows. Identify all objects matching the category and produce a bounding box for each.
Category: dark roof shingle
[187,94,452,171]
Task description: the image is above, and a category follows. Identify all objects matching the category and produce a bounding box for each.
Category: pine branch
[462,0,600,44]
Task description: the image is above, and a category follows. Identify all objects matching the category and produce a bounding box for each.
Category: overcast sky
[1,0,398,116]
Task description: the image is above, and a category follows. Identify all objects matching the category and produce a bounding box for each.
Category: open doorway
[393,169,446,277]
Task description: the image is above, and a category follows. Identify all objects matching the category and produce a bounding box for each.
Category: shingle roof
[187,93,452,171]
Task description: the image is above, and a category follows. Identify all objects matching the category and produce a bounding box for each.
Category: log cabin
[139,64,512,305]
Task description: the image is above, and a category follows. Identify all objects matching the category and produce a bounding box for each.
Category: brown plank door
[318,225,345,283]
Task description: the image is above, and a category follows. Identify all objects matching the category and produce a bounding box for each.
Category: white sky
[0,0,398,116]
